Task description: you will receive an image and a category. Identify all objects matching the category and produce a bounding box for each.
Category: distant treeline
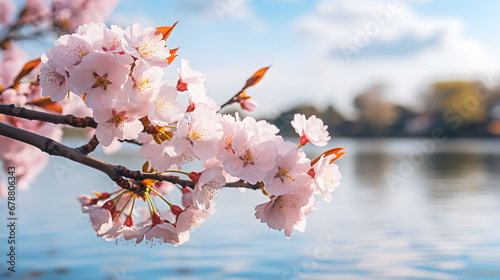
[265,81,500,138]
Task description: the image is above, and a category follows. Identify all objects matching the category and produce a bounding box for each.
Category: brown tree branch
[0,104,97,128]
[76,134,99,154]
[0,105,158,142]
[0,122,259,194]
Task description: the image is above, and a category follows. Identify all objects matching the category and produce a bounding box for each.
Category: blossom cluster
[0,0,119,33]
[1,0,120,194]
[0,40,65,191]
[4,21,345,245]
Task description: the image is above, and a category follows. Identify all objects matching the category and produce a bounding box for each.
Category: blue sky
[15,0,500,118]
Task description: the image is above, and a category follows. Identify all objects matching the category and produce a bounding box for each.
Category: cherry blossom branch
[0,121,259,193]
[0,104,158,139]
[0,104,97,128]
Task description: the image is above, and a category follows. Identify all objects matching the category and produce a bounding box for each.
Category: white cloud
[176,0,253,21]
[280,0,498,115]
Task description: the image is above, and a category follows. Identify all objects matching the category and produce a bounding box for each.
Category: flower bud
[151,211,163,225]
[170,205,183,216]
[307,168,316,178]
[177,78,188,91]
[102,200,115,210]
[189,172,201,183]
[100,192,110,199]
[125,215,134,227]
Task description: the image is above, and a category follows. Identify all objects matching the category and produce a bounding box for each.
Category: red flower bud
[151,211,163,225]
[189,171,201,183]
[170,205,183,216]
[299,135,310,147]
[102,200,115,210]
[125,215,134,227]
[100,192,110,199]
[307,168,316,178]
[186,102,195,113]
[176,78,188,91]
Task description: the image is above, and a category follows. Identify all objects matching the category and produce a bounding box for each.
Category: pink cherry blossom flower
[123,23,172,68]
[123,214,189,246]
[124,60,163,106]
[168,108,222,160]
[50,34,93,67]
[140,141,175,172]
[203,157,240,183]
[239,97,258,111]
[39,54,69,102]
[66,52,133,109]
[181,187,194,208]
[0,0,15,25]
[76,23,124,53]
[52,0,119,32]
[58,93,90,118]
[77,194,93,206]
[147,84,184,126]
[140,137,195,172]
[152,181,175,196]
[219,131,278,184]
[193,165,226,211]
[93,107,144,146]
[264,143,312,196]
[310,155,342,202]
[254,186,313,238]
[0,121,62,190]
[82,204,113,235]
[99,223,126,241]
[177,58,207,92]
[19,0,50,25]
[293,194,317,234]
[175,205,215,234]
[241,115,279,141]
[1,89,27,107]
[123,222,186,245]
[291,114,330,147]
[101,25,126,53]
[0,42,27,87]
[17,82,44,104]
[115,192,134,215]
[216,114,243,157]
[186,83,220,112]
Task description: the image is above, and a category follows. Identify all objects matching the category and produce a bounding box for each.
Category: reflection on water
[1,138,500,280]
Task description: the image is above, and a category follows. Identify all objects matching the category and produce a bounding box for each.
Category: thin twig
[219,90,242,112]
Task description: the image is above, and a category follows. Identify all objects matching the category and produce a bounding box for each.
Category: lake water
[1,138,500,280]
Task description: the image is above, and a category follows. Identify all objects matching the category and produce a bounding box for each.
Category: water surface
[1,138,500,280]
